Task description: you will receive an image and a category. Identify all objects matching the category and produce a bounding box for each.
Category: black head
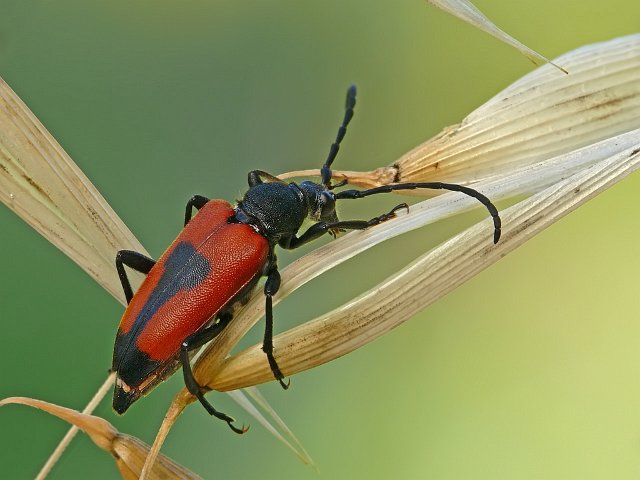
[296,181,338,223]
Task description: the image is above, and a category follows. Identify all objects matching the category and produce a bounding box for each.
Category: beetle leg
[180,312,247,434]
[184,195,210,226]
[263,266,290,389]
[280,203,409,250]
[115,250,156,304]
[248,170,285,187]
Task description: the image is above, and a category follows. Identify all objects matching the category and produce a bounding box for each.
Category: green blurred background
[1,1,639,478]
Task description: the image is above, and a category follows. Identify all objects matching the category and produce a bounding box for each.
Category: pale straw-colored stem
[35,373,116,480]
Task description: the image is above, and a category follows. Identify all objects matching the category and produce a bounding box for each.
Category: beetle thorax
[236,182,308,241]
[236,181,337,243]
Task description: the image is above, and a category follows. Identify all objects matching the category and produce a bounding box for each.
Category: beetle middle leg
[180,311,247,434]
[262,265,289,389]
[262,205,408,385]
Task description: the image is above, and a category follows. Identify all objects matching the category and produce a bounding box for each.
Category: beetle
[112,85,501,434]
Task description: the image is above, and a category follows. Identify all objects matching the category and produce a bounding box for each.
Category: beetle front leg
[280,203,409,250]
[263,266,289,389]
[180,312,247,434]
[115,250,156,304]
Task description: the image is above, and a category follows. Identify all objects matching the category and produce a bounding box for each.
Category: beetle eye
[318,191,337,222]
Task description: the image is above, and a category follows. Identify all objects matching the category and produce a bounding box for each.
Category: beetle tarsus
[328,178,348,190]
[179,321,245,431]
[366,203,409,226]
[264,343,289,389]
[279,377,291,390]
[198,390,248,435]
[186,373,247,434]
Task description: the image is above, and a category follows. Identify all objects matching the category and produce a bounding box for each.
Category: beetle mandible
[112,85,501,433]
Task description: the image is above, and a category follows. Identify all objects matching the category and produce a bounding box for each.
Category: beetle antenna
[321,85,357,188]
[335,182,502,243]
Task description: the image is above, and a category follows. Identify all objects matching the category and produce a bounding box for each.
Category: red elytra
[112,199,268,413]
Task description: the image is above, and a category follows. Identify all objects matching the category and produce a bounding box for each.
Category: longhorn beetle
[112,85,501,433]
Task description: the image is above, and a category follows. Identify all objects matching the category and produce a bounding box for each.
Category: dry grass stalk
[0,397,201,479]
[0,77,147,305]
[426,0,567,73]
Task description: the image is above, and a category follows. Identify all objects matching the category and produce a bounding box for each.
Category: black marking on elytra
[113,241,211,387]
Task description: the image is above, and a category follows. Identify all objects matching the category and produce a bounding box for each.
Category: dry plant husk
[139,33,640,475]
[280,35,640,189]
[0,397,201,480]
[0,77,147,304]
[392,34,639,187]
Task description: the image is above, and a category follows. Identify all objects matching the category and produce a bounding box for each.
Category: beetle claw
[328,178,348,190]
[329,227,345,238]
[278,377,291,390]
[228,420,250,435]
[221,414,249,435]
[389,202,409,217]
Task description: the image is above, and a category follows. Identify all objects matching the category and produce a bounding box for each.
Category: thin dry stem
[426,0,567,73]
[36,373,116,480]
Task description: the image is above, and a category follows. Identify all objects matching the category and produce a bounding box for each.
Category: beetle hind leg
[180,313,247,434]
